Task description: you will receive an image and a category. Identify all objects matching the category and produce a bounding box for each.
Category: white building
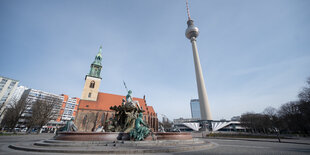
[9,85,28,103]
[0,76,19,123]
[18,88,63,127]
[61,96,79,121]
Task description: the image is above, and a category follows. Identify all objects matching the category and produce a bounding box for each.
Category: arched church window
[88,92,91,98]
[90,81,95,88]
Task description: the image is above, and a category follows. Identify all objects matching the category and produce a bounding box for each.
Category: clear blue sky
[1,0,309,120]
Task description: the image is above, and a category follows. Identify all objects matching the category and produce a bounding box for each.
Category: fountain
[54,90,192,141]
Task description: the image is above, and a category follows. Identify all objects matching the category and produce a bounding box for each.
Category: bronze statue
[56,118,78,136]
[129,113,150,141]
[125,90,141,110]
[63,118,78,132]
[107,90,146,133]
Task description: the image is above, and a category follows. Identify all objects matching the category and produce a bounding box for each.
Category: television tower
[185,0,212,120]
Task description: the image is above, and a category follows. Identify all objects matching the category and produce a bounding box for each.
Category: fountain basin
[54,132,192,141]
[156,132,192,140]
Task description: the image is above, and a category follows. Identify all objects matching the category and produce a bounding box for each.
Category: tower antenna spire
[186,0,191,20]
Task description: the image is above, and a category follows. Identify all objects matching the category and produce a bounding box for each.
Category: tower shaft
[190,37,212,120]
[185,0,212,121]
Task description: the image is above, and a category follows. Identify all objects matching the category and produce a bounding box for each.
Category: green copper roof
[92,46,103,66]
[88,46,103,78]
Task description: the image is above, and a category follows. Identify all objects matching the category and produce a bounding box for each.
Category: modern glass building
[190,99,201,119]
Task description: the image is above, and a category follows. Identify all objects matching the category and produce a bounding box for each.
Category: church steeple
[88,46,103,78]
[81,46,103,101]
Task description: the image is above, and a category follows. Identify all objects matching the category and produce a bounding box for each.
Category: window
[10,81,16,86]
[88,92,91,98]
[89,81,95,88]
[0,79,8,84]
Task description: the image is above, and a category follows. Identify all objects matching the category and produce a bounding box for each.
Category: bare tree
[298,77,310,133]
[240,112,256,133]
[298,77,310,103]
[275,77,310,134]
[277,101,304,133]
[263,107,278,132]
[240,112,271,133]
[26,97,61,134]
[0,97,30,132]
[263,107,277,117]
[0,102,7,120]
[241,77,310,135]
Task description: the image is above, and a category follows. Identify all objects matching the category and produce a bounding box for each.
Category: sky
[0,0,309,121]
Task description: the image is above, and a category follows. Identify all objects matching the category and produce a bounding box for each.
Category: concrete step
[9,139,216,154]
[36,139,205,147]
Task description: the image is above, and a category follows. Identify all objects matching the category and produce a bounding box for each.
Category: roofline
[97,92,145,100]
[0,75,19,82]
[85,75,102,80]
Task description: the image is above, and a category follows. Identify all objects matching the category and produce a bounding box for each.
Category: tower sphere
[185,20,199,39]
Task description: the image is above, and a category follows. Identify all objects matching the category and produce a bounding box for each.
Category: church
[75,47,158,132]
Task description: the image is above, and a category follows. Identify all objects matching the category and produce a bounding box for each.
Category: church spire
[93,46,103,66]
[88,46,103,78]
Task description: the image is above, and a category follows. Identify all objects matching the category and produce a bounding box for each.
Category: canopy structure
[182,123,201,131]
[211,121,241,131]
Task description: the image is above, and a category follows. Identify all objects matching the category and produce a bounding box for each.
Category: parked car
[21,128,27,132]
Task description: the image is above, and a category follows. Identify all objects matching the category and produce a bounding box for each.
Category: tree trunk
[37,127,41,134]
[26,127,32,134]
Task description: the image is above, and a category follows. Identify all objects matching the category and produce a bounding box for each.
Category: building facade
[41,94,80,133]
[0,77,80,131]
[75,47,158,132]
[10,85,28,103]
[17,88,63,128]
[190,99,201,119]
[0,76,19,123]
[57,94,80,121]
